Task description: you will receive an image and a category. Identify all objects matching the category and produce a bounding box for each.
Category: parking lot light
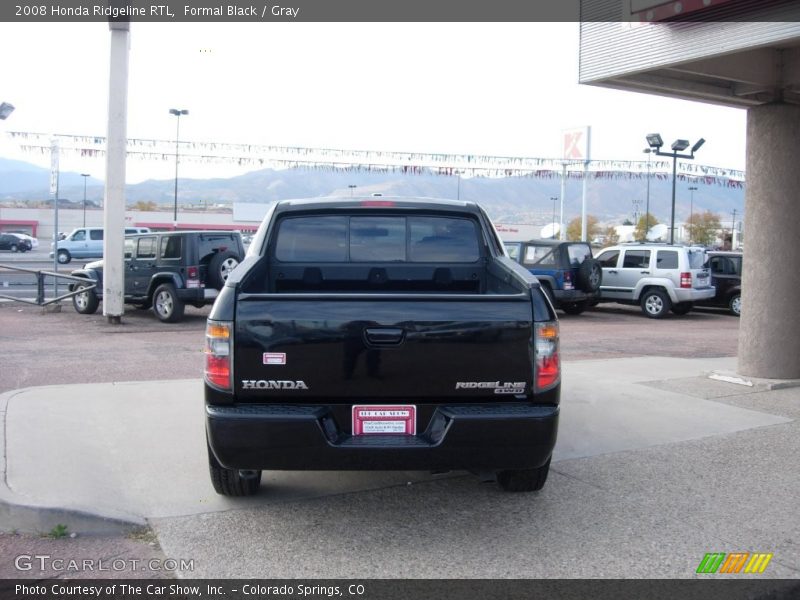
[646,133,705,244]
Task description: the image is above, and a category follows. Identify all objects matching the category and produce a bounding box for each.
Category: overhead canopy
[579,1,800,107]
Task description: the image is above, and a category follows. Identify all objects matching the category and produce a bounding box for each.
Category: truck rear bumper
[206,402,559,471]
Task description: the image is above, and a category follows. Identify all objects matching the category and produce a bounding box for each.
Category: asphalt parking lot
[1,293,798,585]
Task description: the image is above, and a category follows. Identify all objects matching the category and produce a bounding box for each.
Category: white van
[50,227,151,264]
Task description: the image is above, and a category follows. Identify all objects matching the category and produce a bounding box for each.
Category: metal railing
[0,263,96,306]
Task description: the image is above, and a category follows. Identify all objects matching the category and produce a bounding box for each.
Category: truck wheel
[208,251,240,290]
[10,244,18,253]
[72,282,99,314]
[496,457,551,492]
[57,250,71,264]
[152,283,185,323]
[578,259,602,292]
[728,293,741,317]
[561,301,587,315]
[671,302,693,315]
[640,289,671,319]
[208,443,262,497]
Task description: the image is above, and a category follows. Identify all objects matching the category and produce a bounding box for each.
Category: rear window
[199,234,240,259]
[656,250,679,269]
[274,215,480,263]
[523,245,556,265]
[687,248,706,269]
[567,244,592,266]
[622,250,650,269]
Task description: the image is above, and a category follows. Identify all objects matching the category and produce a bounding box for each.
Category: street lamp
[642,148,653,240]
[81,173,90,227]
[687,185,698,244]
[646,133,705,244]
[169,108,189,229]
[550,196,558,230]
[0,102,14,120]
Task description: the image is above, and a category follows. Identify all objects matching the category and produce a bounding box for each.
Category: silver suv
[594,243,715,318]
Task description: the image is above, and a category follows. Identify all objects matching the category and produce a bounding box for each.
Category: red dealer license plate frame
[352,405,417,435]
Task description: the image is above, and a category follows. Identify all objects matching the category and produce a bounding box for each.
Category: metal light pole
[643,148,652,240]
[731,209,737,250]
[646,134,705,245]
[550,196,558,231]
[169,108,189,230]
[687,185,697,244]
[81,173,90,227]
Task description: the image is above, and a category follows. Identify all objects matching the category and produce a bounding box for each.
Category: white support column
[738,103,800,378]
[559,163,567,241]
[580,161,589,241]
[102,21,130,323]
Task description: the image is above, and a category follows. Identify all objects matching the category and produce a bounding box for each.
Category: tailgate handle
[364,327,405,346]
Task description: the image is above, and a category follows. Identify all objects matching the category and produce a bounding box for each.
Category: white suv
[594,243,715,318]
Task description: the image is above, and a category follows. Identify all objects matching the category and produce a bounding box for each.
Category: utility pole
[731,209,737,250]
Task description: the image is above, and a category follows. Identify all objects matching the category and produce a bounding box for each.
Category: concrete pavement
[1,356,798,578]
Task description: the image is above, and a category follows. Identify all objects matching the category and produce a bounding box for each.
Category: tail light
[204,320,231,390]
[680,272,692,288]
[563,271,574,290]
[535,321,560,392]
[186,265,201,288]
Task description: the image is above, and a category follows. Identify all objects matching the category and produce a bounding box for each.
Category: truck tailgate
[233,293,534,402]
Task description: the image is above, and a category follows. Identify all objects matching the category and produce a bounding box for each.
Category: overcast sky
[0,22,747,183]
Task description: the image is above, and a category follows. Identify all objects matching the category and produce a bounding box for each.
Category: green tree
[603,225,619,245]
[686,210,721,246]
[131,200,157,211]
[634,213,659,241]
[566,215,600,242]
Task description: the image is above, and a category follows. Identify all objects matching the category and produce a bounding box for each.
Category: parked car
[0,233,33,253]
[69,230,244,322]
[504,240,602,314]
[50,226,151,264]
[594,243,715,318]
[6,231,38,248]
[697,251,742,316]
[205,198,560,495]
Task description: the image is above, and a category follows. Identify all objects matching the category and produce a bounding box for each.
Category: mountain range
[0,156,745,226]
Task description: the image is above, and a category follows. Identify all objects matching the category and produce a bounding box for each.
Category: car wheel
[578,259,602,292]
[208,251,240,290]
[152,283,185,323]
[10,244,17,253]
[729,293,742,317]
[57,250,71,264]
[72,281,99,314]
[671,302,693,315]
[496,457,551,492]
[561,301,587,315]
[208,442,261,497]
[640,289,671,319]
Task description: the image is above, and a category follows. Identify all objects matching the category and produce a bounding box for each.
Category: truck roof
[274,197,480,214]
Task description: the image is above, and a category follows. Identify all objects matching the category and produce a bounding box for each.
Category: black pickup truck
[204,198,560,495]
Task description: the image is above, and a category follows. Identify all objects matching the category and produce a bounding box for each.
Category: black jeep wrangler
[70,230,245,322]
[504,240,602,315]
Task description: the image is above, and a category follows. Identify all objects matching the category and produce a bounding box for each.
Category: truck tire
[671,302,693,315]
[496,457,551,492]
[208,443,262,496]
[729,293,741,317]
[640,289,671,319]
[72,281,99,314]
[57,250,71,264]
[561,301,587,315]
[10,243,18,253]
[577,259,602,292]
[152,283,185,323]
[208,251,240,290]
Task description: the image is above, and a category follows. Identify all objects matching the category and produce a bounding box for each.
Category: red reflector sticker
[352,405,416,435]
[263,352,287,365]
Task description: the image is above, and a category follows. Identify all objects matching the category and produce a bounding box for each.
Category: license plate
[352,405,416,435]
